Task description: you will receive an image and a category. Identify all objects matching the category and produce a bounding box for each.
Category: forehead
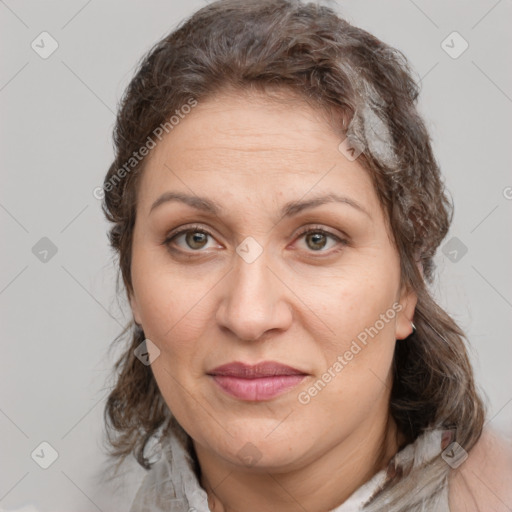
[137,90,380,219]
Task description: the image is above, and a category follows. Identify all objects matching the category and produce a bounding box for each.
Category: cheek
[131,254,215,422]
[130,246,216,355]
[300,288,398,436]
[307,260,400,395]
[317,258,400,341]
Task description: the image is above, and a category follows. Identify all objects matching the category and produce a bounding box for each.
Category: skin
[129,89,418,512]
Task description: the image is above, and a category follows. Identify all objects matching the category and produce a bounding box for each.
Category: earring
[411,322,416,334]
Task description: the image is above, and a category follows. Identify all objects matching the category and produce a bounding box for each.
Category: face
[129,90,417,472]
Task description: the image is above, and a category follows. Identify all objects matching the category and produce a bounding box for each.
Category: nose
[215,251,293,342]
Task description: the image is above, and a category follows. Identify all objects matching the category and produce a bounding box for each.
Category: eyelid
[293,224,348,242]
[163,223,221,247]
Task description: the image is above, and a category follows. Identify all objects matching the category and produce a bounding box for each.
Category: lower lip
[210,375,306,401]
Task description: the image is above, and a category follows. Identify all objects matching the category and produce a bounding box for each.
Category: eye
[295,227,347,253]
[164,225,219,252]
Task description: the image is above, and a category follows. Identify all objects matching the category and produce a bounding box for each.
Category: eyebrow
[149,191,371,218]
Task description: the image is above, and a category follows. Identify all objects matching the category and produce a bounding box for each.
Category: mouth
[207,361,308,401]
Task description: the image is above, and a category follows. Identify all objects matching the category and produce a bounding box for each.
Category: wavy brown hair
[102,0,485,493]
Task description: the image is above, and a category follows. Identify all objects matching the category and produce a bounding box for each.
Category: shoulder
[448,428,512,512]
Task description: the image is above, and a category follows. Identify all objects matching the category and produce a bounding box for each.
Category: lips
[209,361,306,378]
[207,361,308,401]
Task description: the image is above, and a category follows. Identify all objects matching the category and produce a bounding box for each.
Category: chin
[205,429,313,472]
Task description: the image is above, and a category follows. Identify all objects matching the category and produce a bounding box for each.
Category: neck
[195,411,403,512]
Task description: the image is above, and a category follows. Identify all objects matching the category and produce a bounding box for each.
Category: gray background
[1,0,511,510]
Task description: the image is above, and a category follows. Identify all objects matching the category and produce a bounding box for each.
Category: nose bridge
[216,245,291,341]
[234,249,272,304]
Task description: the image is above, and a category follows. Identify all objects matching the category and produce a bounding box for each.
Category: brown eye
[305,232,328,251]
[164,227,217,252]
[185,231,209,250]
[296,228,345,253]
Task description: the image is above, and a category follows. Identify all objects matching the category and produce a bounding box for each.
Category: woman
[101,0,512,510]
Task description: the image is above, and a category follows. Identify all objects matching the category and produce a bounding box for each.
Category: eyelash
[163,224,348,256]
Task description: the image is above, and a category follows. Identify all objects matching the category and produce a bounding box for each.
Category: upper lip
[208,361,307,378]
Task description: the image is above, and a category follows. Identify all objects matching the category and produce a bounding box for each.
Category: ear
[129,292,143,326]
[395,283,417,340]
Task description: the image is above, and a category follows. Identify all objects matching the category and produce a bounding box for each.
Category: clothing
[129,419,452,512]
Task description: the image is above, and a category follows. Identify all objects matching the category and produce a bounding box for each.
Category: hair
[102,0,485,507]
